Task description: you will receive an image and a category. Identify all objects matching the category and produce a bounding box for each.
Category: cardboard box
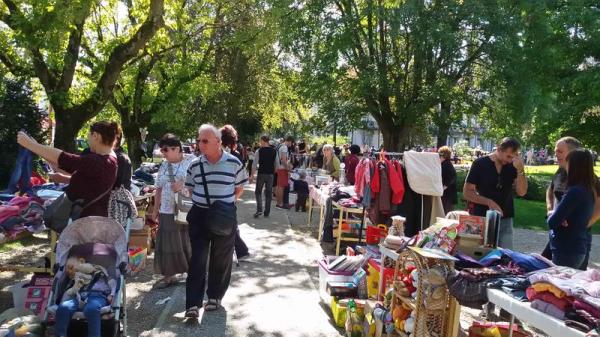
[130,226,151,250]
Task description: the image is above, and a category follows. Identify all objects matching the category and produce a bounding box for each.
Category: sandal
[185,306,199,318]
[155,280,178,289]
[204,299,221,311]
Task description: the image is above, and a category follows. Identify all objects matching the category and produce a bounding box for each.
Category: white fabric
[404,151,443,196]
[156,156,194,214]
[486,289,585,337]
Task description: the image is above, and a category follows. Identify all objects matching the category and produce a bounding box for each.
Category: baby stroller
[43,211,133,337]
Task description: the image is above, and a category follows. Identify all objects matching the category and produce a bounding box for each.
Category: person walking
[547,149,597,269]
[463,137,528,249]
[219,125,250,259]
[184,124,247,317]
[251,135,276,218]
[151,133,193,289]
[275,136,294,209]
[439,146,458,214]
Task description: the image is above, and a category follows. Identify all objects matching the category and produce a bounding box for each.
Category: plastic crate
[318,257,355,303]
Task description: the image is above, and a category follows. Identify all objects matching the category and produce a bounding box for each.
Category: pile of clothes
[447,249,553,309]
[0,196,45,241]
[528,266,600,333]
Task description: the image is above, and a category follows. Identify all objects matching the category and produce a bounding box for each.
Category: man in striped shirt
[183,124,247,317]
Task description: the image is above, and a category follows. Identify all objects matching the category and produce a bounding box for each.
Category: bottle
[346,299,363,337]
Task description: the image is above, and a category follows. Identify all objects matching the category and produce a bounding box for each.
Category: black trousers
[185,206,236,309]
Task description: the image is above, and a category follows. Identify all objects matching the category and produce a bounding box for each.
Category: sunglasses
[496,175,503,190]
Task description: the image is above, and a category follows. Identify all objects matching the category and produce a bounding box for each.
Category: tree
[277,0,497,150]
[0,0,164,151]
[0,78,45,185]
[110,0,217,167]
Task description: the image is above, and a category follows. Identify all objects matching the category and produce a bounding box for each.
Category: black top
[114,147,132,190]
[550,167,568,205]
[466,156,518,218]
[256,146,276,175]
[441,159,458,204]
[293,179,309,195]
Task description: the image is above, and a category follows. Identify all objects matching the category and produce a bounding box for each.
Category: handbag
[108,186,138,227]
[44,186,112,233]
[198,161,237,236]
[167,162,192,224]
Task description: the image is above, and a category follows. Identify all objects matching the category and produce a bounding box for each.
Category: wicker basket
[391,249,453,337]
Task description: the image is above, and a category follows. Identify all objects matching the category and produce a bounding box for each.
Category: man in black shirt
[464,137,528,249]
[251,135,277,218]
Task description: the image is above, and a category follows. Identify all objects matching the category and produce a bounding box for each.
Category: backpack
[108,186,138,227]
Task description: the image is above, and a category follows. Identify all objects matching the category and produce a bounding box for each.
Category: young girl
[55,257,116,337]
[547,149,597,269]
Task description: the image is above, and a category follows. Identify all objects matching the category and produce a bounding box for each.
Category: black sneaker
[253,211,263,218]
[263,213,269,217]
[275,205,287,210]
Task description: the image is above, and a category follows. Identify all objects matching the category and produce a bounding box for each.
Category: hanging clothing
[403,151,443,196]
[371,158,405,205]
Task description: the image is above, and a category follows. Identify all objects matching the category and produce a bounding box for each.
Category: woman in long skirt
[151,133,193,288]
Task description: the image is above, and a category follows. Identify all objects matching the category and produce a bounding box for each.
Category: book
[459,215,486,244]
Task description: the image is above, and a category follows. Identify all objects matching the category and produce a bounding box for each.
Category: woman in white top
[151,133,193,288]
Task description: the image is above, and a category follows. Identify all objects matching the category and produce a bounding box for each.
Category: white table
[486,288,586,337]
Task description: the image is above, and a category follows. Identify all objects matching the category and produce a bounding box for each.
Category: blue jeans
[55,293,108,337]
[4,146,33,195]
[552,251,586,270]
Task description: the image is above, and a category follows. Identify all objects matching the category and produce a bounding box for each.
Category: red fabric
[371,159,405,204]
[354,159,372,197]
[526,287,573,311]
[58,151,117,217]
[344,154,359,185]
[276,169,289,187]
[574,300,600,319]
[30,171,46,186]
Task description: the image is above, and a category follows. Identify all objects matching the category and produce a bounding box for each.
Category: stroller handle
[116,199,135,219]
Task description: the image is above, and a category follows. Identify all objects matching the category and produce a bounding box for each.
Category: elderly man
[183,124,247,318]
[544,137,599,269]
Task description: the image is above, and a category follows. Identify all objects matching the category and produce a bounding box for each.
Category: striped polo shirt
[185,151,248,208]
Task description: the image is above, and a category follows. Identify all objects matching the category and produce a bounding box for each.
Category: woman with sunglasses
[152,133,193,288]
[547,149,597,269]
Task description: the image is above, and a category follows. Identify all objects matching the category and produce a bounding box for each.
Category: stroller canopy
[56,216,128,267]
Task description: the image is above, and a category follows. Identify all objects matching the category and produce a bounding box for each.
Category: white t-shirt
[276,144,289,170]
[156,156,195,214]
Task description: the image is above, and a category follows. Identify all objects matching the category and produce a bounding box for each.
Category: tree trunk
[435,101,452,148]
[124,125,144,169]
[53,108,83,153]
[381,125,406,152]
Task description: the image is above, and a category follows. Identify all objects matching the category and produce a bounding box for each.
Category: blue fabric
[500,249,551,272]
[478,249,503,266]
[3,147,33,195]
[547,185,594,255]
[55,292,108,337]
[553,251,586,270]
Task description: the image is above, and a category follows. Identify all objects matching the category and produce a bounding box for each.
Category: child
[55,257,116,337]
[292,172,309,212]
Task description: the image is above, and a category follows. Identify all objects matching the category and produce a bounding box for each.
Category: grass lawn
[0,234,36,253]
[525,164,600,177]
[457,193,600,235]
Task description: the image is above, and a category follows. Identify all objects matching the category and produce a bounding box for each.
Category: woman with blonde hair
[322,144,341,181]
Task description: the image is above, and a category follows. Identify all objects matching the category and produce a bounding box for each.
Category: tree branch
[71,0,165,122]
[57,3,92,92]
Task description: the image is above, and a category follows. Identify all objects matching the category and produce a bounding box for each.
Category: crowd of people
[5,122,599,334]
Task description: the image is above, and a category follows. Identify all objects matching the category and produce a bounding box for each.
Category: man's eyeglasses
[197,138,210,144]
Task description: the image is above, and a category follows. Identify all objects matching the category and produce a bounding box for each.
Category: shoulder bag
[198,160,237,236]
[44,186,112,233]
